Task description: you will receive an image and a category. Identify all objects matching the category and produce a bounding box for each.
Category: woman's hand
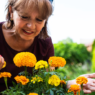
[0,55,4,70]
[80,73,95,94]
[67,79,77,89]
[67,73,95,94]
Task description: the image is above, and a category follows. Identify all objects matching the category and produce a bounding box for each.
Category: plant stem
[81,84,84,95]
[24,66,27,76]
[4,77,8,90]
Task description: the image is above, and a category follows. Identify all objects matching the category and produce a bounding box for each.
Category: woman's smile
[22,29,34,35]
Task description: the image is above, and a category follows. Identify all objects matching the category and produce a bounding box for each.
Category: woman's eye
[36,18,43,22]
[19,15,29,19]
[21,16,28,19]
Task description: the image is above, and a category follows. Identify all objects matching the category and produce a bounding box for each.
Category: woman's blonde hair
[5,0,53,39]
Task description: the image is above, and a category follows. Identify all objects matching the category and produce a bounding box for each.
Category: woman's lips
[22,29,34,35]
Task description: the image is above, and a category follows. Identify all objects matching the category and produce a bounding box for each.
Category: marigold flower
[48,75,60,86]
[35,60,48,70]
[14,75,29,85]
[76,76,88,84]
[60,80,66,84]
[13,52,37,67]
[0,72,11,78]
[31,76,43,84]
[27,93,38,95]
[2,61,6,68]
[48,56,66,67]
[68,84,80,95]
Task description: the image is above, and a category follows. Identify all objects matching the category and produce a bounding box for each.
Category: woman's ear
[9,5,13,13]
[9,5,13,20]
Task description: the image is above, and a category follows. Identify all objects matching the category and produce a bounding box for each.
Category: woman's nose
[27,23,31,27]
[26,22,35,29]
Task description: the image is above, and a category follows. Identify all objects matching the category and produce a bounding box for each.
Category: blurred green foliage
[56,62,91,80]
[54,38,91,64]
[54,38,95,95]
[91,39,95,72]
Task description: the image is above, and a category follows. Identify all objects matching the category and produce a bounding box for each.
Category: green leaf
[50,89,54,95]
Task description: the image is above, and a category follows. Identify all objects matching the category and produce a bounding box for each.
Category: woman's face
[11,8,46,41]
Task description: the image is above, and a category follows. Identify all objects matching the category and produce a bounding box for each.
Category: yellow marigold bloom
[0,72,11,78]
[35,60,48,70]
[13,52,37,67]
[27,93,38,95]
[48,75,60,86]
[68,84,80,95]
[2,61,6,68]
[76,76,88,84]
[60,80,66,84]
[14,75,29,85]
[31,76,43,84]
[48,56,66,67]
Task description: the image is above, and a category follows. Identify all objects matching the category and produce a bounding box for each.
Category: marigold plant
[0,72,11,78]
[48,75,60,86]
[76,76,88,84]
[14,75,29,85]
[1,52,67,95]
[13,52,37,67]
[35,60,48,70]
[48,56,66,67]
[68,84,80,95]
[0,72,12,91]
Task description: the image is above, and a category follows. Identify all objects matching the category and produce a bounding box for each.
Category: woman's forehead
[17,8,42,18]
[14,0,52,19]
[16,2,40,13]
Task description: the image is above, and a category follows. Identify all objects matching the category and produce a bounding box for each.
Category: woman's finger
[0,56,4,70]
[81,73,95,78]
[83,89,91,94]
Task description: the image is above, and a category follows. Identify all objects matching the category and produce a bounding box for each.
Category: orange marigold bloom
[60,80,66,84]
[68,84,80,95]
[27,93,38,95]
[14,75,29,85]
[76,76,88,84]
[0,72,11,78]
[13,52,37,67]
[48,56,66,67]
